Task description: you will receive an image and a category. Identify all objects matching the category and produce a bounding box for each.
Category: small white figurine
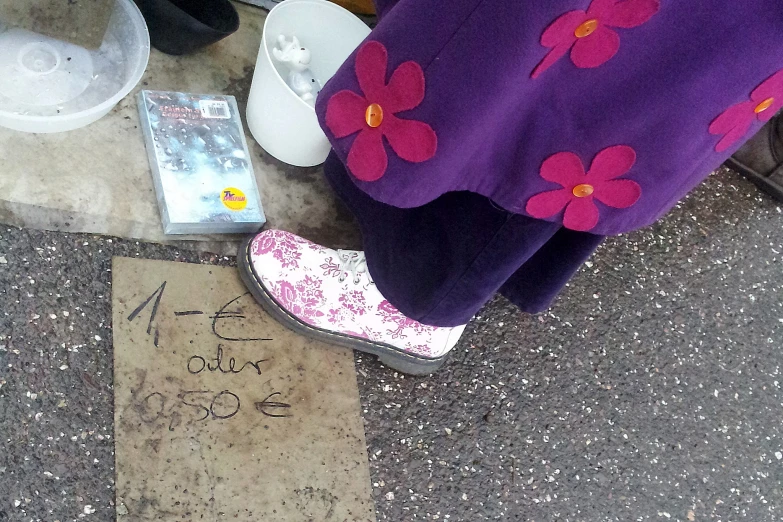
[272,35,321,106]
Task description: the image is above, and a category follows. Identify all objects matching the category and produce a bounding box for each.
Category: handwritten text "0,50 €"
[136,390,291,431]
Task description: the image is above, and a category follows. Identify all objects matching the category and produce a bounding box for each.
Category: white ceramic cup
[246,0,370,167]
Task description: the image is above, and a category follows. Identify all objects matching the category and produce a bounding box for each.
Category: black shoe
[726,114,783,202]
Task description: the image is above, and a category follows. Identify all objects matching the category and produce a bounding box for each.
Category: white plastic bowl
[0,0,150,133]
[246,0,370,167]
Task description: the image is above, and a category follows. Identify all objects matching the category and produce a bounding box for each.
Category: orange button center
[573,184,595,198]
[755,97,775,114]
[575,19,599,38]
[365,103,384,128]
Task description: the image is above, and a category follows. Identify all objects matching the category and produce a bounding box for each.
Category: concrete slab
[0,2,361,254]
[0,0,113,49]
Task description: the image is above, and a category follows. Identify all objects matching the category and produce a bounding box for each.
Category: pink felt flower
[325,41,437,181]
[531,0,660,79]
[709,69,783,152]
[526,145,642,231]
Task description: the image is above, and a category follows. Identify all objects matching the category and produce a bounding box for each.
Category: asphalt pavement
[1,166,783,521]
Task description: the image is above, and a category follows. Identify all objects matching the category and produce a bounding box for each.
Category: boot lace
[336,250,372,285]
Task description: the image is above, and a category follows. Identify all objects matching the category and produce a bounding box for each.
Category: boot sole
[237,236,448,375]
[725,157,783,202]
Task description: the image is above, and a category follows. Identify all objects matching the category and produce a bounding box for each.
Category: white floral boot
[238,230,466,375]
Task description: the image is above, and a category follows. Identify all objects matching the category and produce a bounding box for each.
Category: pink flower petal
[531,10,585,78]
[382,60,426,113]
[750,69,783,104]
[540,151,586,187]
[355,41,388,100]
[347,129,388,181]
[532,43,574,79]
[325,90,369,138]
[586,0,616,18]
[570,25,620,68]
[382,113,437,163]
[563,197,600,231]
[526,189,574,219]
[604,0,660,28]
[709,101,756,152]
[709,101,755,134]
[714,118,755,153]
[541,10,587,47]
[592,179,642,208]
[586,145,636,181]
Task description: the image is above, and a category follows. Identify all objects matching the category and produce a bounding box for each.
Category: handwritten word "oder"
[187,345,268,375]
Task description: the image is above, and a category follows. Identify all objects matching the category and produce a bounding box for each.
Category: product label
[199,100,231,119]
[221,187,248,211]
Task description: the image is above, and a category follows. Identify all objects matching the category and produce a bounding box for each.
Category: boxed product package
[137,90,266,235]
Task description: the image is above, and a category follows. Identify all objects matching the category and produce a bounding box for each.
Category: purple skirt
[324,152,604,327]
